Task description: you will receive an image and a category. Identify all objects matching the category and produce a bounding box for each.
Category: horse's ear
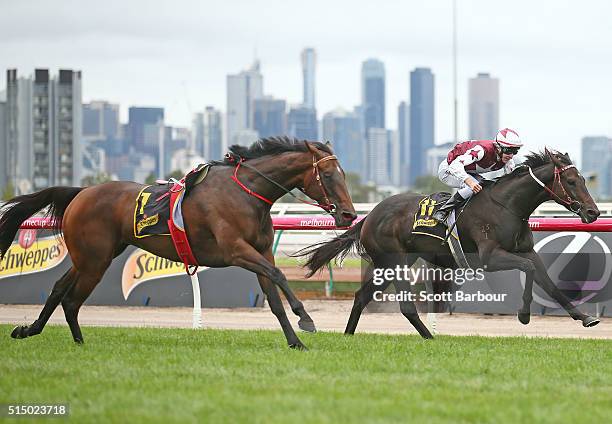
[325,140,335,153]
[304,141,319,156]
[546,147,563,167]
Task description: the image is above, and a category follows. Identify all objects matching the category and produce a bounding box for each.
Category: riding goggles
[500,146,520,155]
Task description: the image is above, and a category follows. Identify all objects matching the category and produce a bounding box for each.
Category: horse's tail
[296,218,366,277]
[0,186,84,259]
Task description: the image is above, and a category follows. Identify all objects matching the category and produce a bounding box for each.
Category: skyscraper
[0,93,7,191]
[301,48,316,109]
[581,136,612,199]
[227,61,263,146]
[55,70,83,187]
[398,101,410,186]
[409,67,435,185]
[83,101,120,142]
[322,108,364,176]
[361,59,386,134]
[469,73,499,140]
[288,105,317,140]
[5,69,82,192]
[366,128,391,185]
[192,112,205,156]
[203,106,223,160]
[253,97,286,139]
[128,107,164,152]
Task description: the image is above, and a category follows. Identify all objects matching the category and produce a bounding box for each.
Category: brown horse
[1,137,357,350]
[299,150,601,338]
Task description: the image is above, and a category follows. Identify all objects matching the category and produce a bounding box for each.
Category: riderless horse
[1,137,357,350]
[299,150,601,338]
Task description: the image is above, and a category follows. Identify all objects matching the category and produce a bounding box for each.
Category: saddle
[133,163,211,273]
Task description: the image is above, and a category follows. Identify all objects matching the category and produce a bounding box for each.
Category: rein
[227,153,338,213]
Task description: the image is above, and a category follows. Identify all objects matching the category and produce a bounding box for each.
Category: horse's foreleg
[11,268,77,340]
[520,250,599,327]
[518,271,534,325]
[228,242,307,349]
[255,275,307,350]
[262,250,315,333]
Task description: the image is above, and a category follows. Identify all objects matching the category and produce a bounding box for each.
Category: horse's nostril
[587,208,600,217]
[342,212,357,221]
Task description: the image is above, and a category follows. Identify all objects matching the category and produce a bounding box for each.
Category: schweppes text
[133,254,183,279]
[121,248,207,300]
[0,237,68,279]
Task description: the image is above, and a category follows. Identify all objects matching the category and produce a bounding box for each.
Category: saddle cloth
[412,192,452,240]
[412,193,469,268]
[133,164,210,271]
[133,163,210,238]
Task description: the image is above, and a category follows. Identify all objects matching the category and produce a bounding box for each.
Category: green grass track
[1,324,611,423]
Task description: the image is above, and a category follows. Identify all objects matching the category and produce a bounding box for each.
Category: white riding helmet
[495,128,523,148]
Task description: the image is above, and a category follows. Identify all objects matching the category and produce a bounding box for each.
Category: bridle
[227,152,339,213]
[527,164,583,214]
[299,155,339,213]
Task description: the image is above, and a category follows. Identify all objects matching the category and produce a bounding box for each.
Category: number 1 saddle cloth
[133,163,211,271]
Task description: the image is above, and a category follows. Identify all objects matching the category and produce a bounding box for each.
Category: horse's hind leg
[59,233,118,343]
[345,262,391,335]
[393,279,433,339]
[11,268,77,339]
[61,264,110,344]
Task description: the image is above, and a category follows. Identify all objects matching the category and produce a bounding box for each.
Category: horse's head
[546,149,600,223]
[303,141,357,227]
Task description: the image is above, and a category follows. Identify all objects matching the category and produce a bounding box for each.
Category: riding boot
[432,192,468,223]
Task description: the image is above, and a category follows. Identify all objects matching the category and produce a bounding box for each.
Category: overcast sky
[1,0,611,164]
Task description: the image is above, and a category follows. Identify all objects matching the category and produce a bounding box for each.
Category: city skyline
[2,1,612,165]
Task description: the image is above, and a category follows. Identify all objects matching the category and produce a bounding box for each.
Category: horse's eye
[323,172,332,178]
[567,179,576,186]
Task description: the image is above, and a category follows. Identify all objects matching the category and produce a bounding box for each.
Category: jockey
[432,128,523,223]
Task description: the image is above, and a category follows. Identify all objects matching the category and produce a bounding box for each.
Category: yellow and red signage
[0,233,68,279]
[121,248,208,300]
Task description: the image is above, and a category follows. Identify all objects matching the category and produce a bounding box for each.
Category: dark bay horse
[300,150,601,338]
[1,137,357,349]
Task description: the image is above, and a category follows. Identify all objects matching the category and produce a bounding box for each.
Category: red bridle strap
[231,159,274,205]
[229,155,339,212]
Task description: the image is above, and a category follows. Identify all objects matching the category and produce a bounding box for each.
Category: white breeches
[437,160,476,199]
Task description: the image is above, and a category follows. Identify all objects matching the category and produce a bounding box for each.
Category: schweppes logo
[136,214,159,234]
[0,236,68,279]
[121,248,208,300]
[413,197,439,229]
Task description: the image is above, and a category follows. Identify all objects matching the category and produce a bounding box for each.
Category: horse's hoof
[74,338,84,345]
[583,316,600,328]
[10,326,27,339]
[518,312,531,325]
[298,318,317,333]
[289,342,308,351]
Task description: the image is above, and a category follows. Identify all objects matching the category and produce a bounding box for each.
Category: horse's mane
[212,136,332,166]
[495,149,573,183]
